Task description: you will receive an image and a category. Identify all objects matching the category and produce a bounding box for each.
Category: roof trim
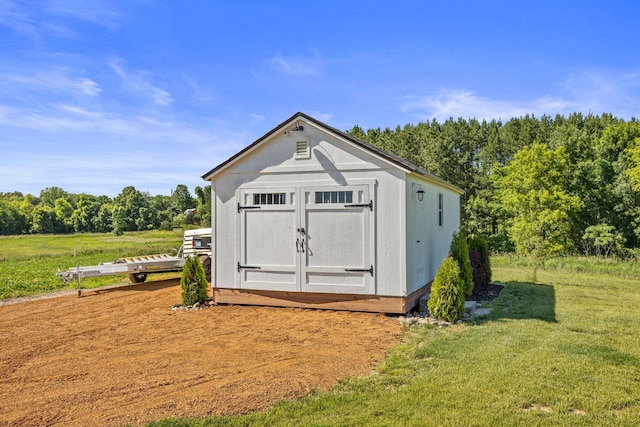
[201,112,463,194]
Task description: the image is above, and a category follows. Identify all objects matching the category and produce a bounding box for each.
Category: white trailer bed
[57,253,186,296]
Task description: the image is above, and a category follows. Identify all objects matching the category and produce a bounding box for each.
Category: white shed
[202,112,463,313]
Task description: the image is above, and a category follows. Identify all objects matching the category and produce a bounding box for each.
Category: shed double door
[238,185,374,294]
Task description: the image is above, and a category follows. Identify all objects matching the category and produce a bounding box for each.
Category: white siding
[211,123,408,297]
[208,115,461,299]
[405,175,461,295]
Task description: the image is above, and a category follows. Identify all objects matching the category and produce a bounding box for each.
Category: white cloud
[181,73,215,104]
[0,0,123,42]
[399,89,557,121]
[249,113,265,125]
[402,69,640,122]
[109,60,173,106]
[0,0,39,39]
[44,0,123,29]
[306,111,334,123]
[265,51,323,77]
[5,68,102,96]
[561,69,640,118]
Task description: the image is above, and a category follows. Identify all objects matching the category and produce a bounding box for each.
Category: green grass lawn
[0,230,184,299]
[148,255,640,426]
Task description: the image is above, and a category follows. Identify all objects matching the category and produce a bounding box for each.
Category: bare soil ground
[0,279,402,426]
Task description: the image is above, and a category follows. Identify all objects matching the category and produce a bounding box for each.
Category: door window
[253,192,286,205]
[314,190,353,204]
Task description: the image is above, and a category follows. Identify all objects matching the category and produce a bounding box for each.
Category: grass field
[147,255,640,426]
[0,230,183,299]
[3,236,640,426]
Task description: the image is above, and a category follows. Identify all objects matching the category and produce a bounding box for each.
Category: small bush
[469,235,492,288]
[428,257,465,322]
[450,231,473,297]
[181,256,209,306]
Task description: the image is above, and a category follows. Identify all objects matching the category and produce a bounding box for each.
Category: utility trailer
[57,228,212,296]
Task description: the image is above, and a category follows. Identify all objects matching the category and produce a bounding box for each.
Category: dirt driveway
[0,279,402,426]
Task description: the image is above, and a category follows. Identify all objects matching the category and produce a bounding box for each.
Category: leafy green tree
[0,200,28,235]
[181,256,209,306]
[149,195,172,230]
[195,185,211,226]
[93,203,113,233]
[172,184,196,214]
[111,205,127,236]
[71,194,98,232]
[625,137,640,191]
[39,187,68,207]
[31,205,57,234]
[135,207,155,231]
[427,257,465,322]
[54,198,74,233]
[582,224,625,257]
[497,143,580,280]
[114,186,149,231]
[594,122,640,247]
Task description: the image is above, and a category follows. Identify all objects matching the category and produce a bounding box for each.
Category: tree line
[0,184,211,236]
[3,112,640,259]
[348,112,640,258]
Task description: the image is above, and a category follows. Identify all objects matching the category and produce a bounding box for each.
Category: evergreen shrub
[469,235,492,288]
[181,256,209,306]
[450,231,473,297]
[427,257,465,322]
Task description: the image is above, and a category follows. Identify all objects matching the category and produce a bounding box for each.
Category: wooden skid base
[213,282,431,314]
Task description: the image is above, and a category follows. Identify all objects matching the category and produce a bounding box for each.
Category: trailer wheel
[129,272,147,283]
[200,256,212,282]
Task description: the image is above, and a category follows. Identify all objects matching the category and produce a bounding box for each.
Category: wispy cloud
[0,0,123,41]
[402,68,640,122]
[44,0,123,29]
[109,60,173,106]
[561,69,640,118]
[401,89,575,121]
[265,51,323,77]
[0,0,39,39]
[306,111,334,123]
[5,67,102,96]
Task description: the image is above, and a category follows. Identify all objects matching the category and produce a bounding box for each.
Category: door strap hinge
[238,203,262,213]
[344,200,373,211]
[345,265,374,277]
[238,262,261,272]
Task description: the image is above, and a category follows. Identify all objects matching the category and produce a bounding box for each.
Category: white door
[237,185,374,294]
[238,189,299,291]
[302,186,374,294]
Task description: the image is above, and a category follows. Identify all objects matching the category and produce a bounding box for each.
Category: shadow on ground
[80,277,181,297]
[488,281,556,323]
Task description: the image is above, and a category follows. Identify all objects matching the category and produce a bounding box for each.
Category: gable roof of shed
[202,112,463,194]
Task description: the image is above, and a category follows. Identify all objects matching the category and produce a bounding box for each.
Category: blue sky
[1,0,639,197]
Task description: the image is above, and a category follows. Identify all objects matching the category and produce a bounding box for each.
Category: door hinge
[344,200,373,211]
[238,203,262,213]
[345,265,374,277]
[237,262,261,272]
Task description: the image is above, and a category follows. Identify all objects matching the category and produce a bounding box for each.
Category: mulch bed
[470,282,505,304]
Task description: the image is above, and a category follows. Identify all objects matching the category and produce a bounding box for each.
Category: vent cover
[295,139,310,159]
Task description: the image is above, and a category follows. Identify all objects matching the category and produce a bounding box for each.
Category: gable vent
[295,139,310,159]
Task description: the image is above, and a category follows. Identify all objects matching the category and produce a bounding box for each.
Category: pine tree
[181,256,209,306]
[450,231,473,298]
[428,257,465,322]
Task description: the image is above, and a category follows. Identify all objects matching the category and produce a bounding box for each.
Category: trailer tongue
[56,228,212,296]
[57,253,186,295]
